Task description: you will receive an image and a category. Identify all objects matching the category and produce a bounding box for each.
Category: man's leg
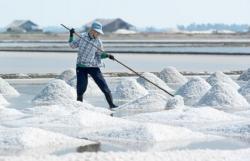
[76,67,88,102]
[89,68,117,108]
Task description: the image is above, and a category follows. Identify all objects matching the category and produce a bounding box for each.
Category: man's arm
[100,51,115,60]
[96,40,115,60]
[68,28,80,48]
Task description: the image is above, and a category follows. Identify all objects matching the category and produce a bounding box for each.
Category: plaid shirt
[69,32,104,67]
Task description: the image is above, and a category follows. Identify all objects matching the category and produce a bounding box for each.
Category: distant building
[84,18,135,33]
[6,20,42,33]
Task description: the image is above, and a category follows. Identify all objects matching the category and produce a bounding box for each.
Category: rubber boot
[104,92,118,109]
[77,95,83,102]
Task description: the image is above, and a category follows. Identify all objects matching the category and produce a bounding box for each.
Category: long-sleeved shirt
[69,32,108,68]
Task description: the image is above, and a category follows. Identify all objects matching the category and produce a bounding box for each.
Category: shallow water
[0,51,250,74]
[6,76,245,110]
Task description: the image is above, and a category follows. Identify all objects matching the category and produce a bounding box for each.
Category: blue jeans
[76,67,111,96]
[76,67,117,107]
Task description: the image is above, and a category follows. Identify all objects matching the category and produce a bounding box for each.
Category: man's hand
[70,28,75,37]
[108,54,115,60]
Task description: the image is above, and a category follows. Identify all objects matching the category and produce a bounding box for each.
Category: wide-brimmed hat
[91,21,104,35]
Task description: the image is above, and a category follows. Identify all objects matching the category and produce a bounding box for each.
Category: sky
[0,0,249,28]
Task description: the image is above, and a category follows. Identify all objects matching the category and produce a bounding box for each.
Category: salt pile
[166,95,184,109]
[238,68,250,81]
[31,78,111,115]
[0,77,19,96]
[0,94,9,106]
[175,77,211,105]
[0,127,95,155]
[238,80,250,102]
[68,76,102,96]
[80,122,208,149]
[204,121,250,142]
[159,66,187,84]
[29,99,111,116]
[137,72,174,93]
[114,92,169,117]
[206,71,240,89]
[197,82,249,108]
[126,107,244,128]
[113,78,148,100]
[32,79,76,105]
[57,69,76,82]
[0,107,25,122]
[4,107,127,137]
[234,110,250,118]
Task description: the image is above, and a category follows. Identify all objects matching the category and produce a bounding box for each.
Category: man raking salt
[68,21,118,109]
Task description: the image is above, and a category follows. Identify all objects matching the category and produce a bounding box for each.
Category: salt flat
[1,67,250,161]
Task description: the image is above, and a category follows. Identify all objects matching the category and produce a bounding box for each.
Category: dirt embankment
[0,71,243,79]
[0,32,250,41]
